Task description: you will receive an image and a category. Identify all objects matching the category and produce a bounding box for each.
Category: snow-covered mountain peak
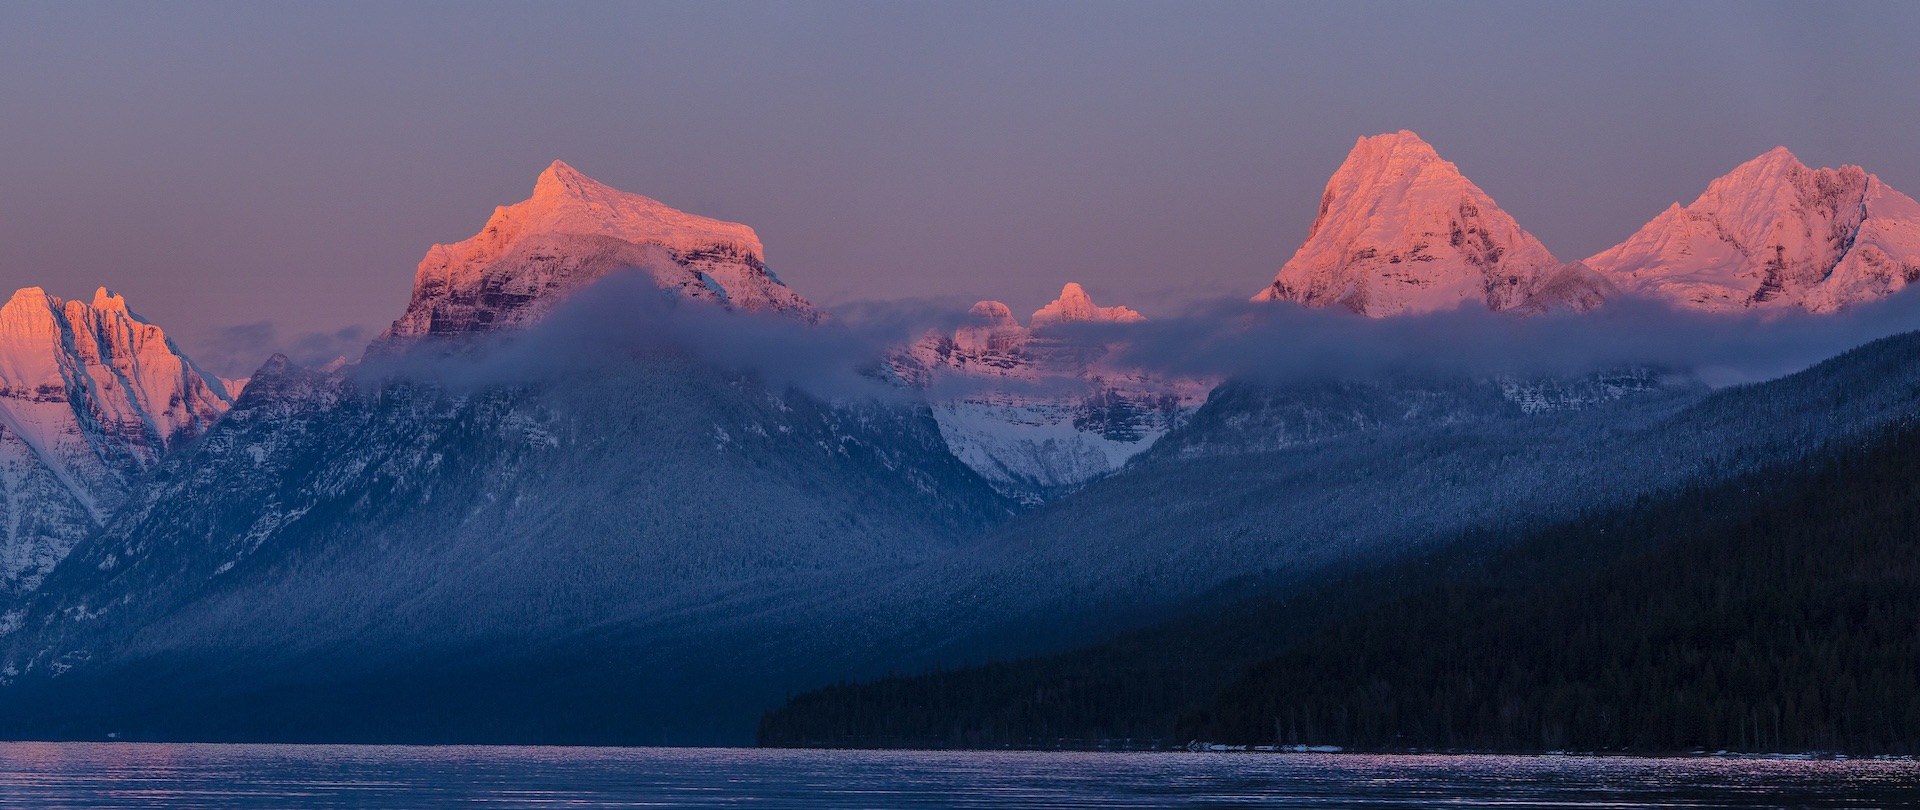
[377,160,816,346]
[507,159,767,259]
[1586,148,1920,313]
[0,285,234,594]
[0,286,233,420]
[1030,283,1145,329]
[531,158,597,198]
[1253,130,1581,317]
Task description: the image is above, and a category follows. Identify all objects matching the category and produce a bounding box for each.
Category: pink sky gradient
[1,1,1917,375]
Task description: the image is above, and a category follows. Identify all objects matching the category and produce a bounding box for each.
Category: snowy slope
[1586,147,1920,312]
[0,344,1012,743]
[894,284,1211,503]
[0,287,232,595]
[376,160,817,349]
[0,162,1015,743]
[1254,131,1608,316]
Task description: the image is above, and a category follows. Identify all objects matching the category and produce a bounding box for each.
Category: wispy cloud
[188,321,371,379]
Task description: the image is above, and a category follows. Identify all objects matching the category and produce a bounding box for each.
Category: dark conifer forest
[762,421,1920,754]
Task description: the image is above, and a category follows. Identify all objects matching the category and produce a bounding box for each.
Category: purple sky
[2,1,1918,376]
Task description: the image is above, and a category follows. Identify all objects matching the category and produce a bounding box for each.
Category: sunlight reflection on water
[0,743,1914,809]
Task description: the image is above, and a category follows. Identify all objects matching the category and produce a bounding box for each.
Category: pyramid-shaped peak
[1343,130,1451,170]
[1031,283,1144,328]
[1254,130,1564,316]
[531,159,614,201]
[1721,146,1810,180]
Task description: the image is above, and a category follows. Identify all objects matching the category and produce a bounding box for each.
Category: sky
[2,1,1918,376]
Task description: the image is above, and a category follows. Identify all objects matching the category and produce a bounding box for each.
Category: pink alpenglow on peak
[90,287,129,312]
[1030,283,1146,329]
[0,287,233,450]
[1585,147,1920,313]
[0,285,234,593]
[1254,130,1605,317]
[377,160,817,347]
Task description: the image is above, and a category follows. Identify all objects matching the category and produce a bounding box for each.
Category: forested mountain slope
[761,331,1920,751]
[1198,420,1920,754]
[0,332,1011,745]
[846,331,1920,669]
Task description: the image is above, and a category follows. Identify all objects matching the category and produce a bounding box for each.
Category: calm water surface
[0,743,1914,809]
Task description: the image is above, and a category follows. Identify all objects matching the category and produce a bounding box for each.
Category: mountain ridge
[1586,147,1920,313]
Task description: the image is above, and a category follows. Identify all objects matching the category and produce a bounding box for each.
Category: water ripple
[0,744,1914,809]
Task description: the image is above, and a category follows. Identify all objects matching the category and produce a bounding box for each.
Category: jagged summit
[90,287,127,312]
[0,286,232,454]
[1030,283,1145,329]
[1586,148,1920,313]
[377,160,815,347]
[1253,130,1594,317]
[0,285,233,594]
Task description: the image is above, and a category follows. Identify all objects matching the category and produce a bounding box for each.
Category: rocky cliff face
[0,287,232,596]
[1586,147,1920,313]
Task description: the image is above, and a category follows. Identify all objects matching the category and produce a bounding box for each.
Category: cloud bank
[338,268,1920,403]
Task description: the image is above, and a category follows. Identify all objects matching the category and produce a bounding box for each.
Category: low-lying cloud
[351,272,926,402]
[339,268,1920,402]
[1051,293,1920,389]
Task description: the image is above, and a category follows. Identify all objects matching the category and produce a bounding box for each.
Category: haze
[1,1,1917,376]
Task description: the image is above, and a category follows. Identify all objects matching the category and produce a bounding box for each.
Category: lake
[0,743,1914,808]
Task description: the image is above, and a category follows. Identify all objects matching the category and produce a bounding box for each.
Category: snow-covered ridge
[377,160,817,347]
[1253,130,1606,317]
[0,285,233,594]
[1586,147,1920,313]
[894,283,1212,503]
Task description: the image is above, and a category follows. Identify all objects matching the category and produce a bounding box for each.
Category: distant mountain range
[2,136,1919,746]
